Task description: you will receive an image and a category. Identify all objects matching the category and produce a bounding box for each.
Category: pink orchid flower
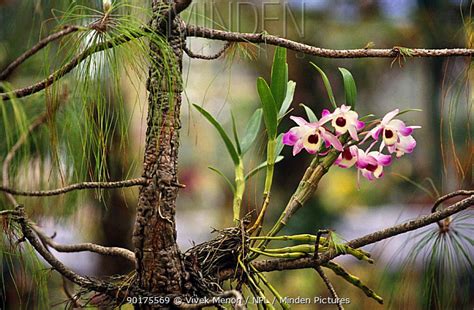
[283,115,343,156]
[335,145,359,168]
[324,105,365,141]
[366,109,420,156]
[356,150,392,181]
[386,134,417,158]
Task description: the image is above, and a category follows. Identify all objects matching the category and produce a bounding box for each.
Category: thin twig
[0,178,147,197]
[0,26,80,81]
[186,25,474,58]
[31,224,136,263]
[184,42,231,60]
[314,266,344,310]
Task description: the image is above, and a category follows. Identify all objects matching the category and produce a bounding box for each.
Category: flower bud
[103,0,112,12]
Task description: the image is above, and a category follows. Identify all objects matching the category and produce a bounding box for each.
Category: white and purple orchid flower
[366,109,420,157]
[356,150,392,181]
[282,115,343,156]
[325,105,365,141]
[335,145,359,168]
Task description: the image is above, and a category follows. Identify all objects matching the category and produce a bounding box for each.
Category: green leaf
[245,156,284,180]
[231,111,242,155]
[278,80,296,118]
[257,77,278,139]
[274,133,285,159]
[193,104,240,165]
[271,47,288,110]
[310,62,337,108]
[208,166,235,193]
[338,67,357,108]
[300,104,318,123]
[396,108,423,116]
[241,108,263,154]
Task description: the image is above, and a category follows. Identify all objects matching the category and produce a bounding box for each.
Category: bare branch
[31,224,135,263]
[431,189,474,212]
[0,178,147,197]
[251,193,474,273]
[185,25,474,59]
[184,42,231,60]
[0,26,80,81]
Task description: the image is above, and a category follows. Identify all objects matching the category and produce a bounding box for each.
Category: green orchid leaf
[300,103,318,123]
[396,108,423,116]
[231,110,242,155]
[278,80,296,119]
[241,108,263,154]
[193,104,240,165]
[338,67,357,108]
[257,77,278,139]
[271,47,288,110]
[208,166,235,193]
[275,133,285,159]
[310,62,337,108]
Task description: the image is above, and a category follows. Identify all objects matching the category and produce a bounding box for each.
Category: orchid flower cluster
[283,105,420,180]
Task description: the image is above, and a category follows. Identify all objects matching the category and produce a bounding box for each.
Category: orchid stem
[233,158,245,224]
[249,138,276,232]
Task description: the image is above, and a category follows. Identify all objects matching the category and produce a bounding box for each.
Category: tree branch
[184,42,231,60]
[31,223,135,263]
[431,189,474,212]
[0,178,147,197]
[0,26,80,81]
[185,25,474,58]
[250,193,473,273]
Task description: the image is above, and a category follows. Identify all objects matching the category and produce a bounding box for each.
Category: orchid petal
[348,125,359,141]
[381,109,399,125]
[321,109,331,118]
[282,130,299,145]
[321,130,343,151]
[293,140,304,156]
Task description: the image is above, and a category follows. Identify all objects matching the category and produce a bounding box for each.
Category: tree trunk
[132,0,186,299]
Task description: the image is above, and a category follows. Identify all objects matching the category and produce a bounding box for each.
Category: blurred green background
[0,0,472,309]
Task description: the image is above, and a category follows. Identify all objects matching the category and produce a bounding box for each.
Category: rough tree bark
[132,0,186,299]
